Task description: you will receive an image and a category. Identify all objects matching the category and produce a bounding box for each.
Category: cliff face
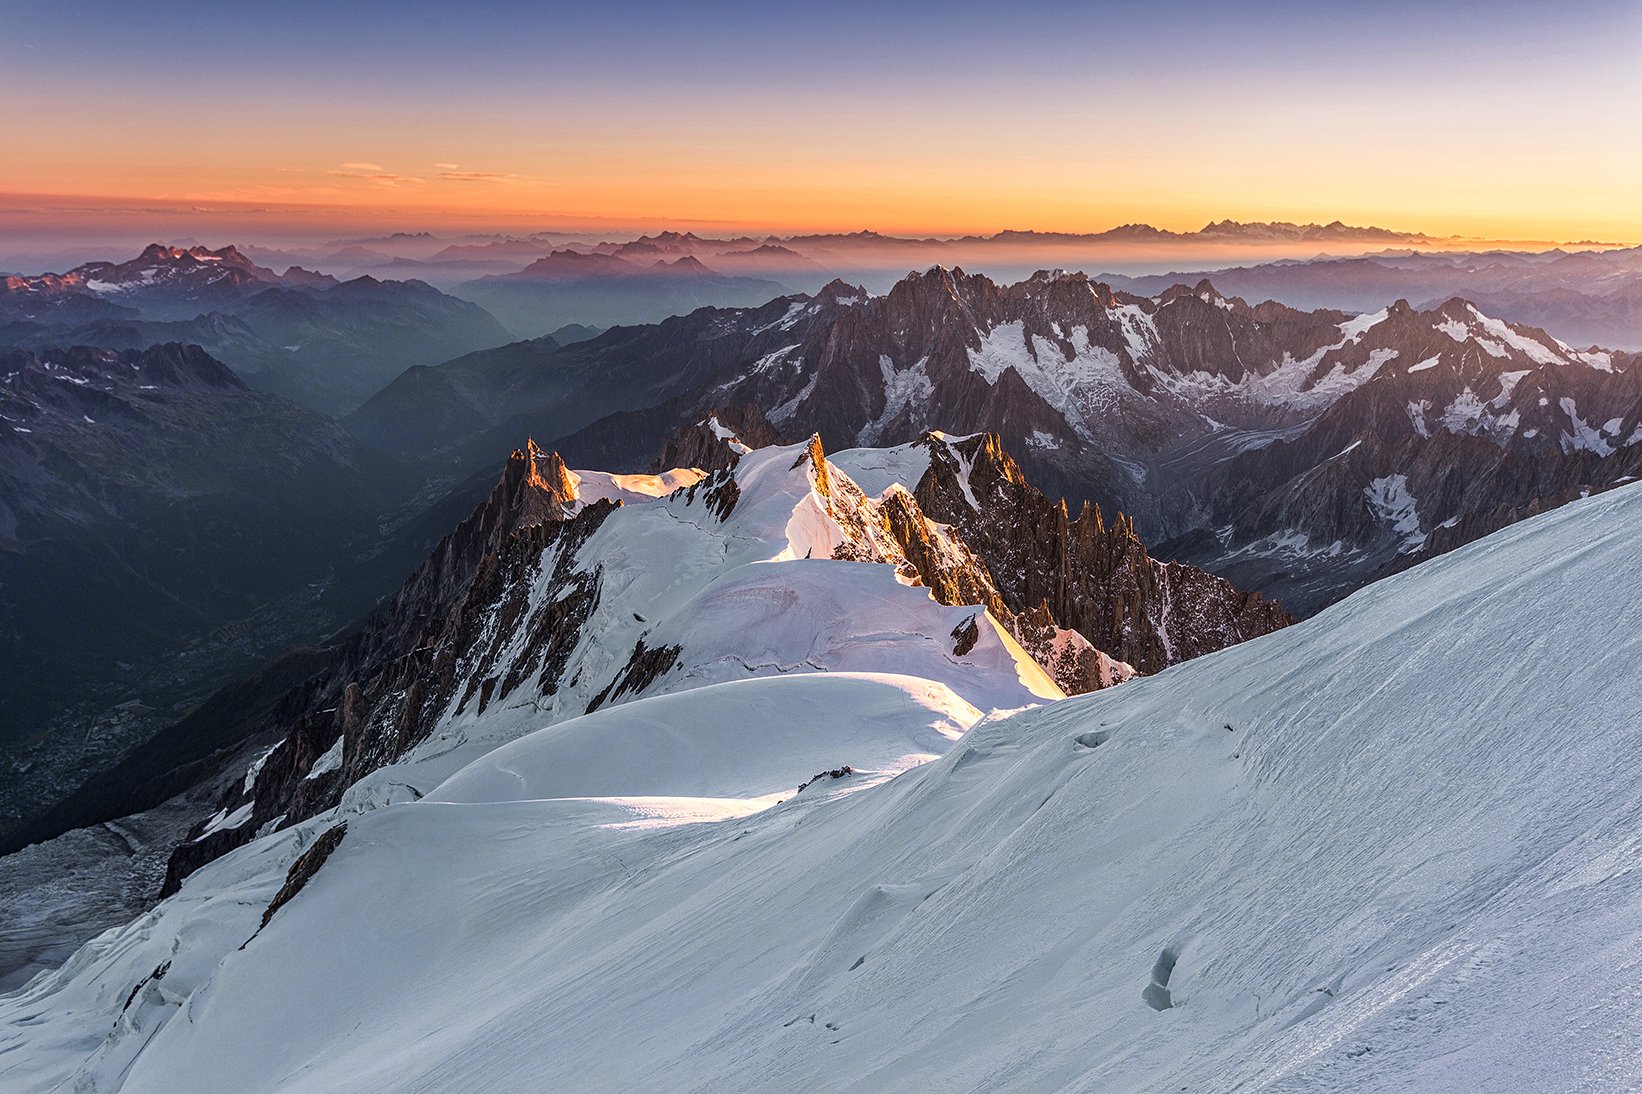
[653,405,785,473]
[163,441,606,893]
[909,433,1292,676]
[163,428,1291,895]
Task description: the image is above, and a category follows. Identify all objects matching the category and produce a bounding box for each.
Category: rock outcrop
[162,442,609,894]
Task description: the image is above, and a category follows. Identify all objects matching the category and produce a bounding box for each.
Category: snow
[1225,528,1347,562]
[1113,303,1160,362]
[1336,307,1389,341]
[242,742,282,794]
[1494,369,1531,401]
[195,802,253,840]
[1026,429,1059,450]
[12,479,1642,1092]
[304,736,343,781]
[1436,387,1519,442]
[566,467,706,508]
[857,355,934,446]
[966,321,1129,441]
[1466,305,1567,367]
[829,440,933,499]
[747,343,801,376]
[1405,399,1431,436]
[1406,355,1440,374]
[1363,474,1425,552]
[767,370,819,424]
[1436,316,1470,342]
[381,438,1064,803]
[429,673,980,816]
[752,301,807,334]
[1440,388,1489,434]
[1558,397,1615,457]
[1187,338,1394,415]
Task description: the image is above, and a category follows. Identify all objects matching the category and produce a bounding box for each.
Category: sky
[2,0,1640,244]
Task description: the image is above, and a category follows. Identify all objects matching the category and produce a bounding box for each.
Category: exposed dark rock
[653,404,785,472]
[678,469,742,521]
[588,640,684,712]
[253,823,346,936]
[162,443,612,894]
[796,766,854,794]
[910,433,1291,676]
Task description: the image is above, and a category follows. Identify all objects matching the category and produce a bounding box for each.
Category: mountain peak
[654,405,784,473]
[794,433,833,498]
[657,255,714,275]
[499,440,579,525]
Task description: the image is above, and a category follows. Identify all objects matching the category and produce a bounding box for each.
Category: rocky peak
[162,441,617,893]
[910,431,1291,674]
[136,243,195,264]
[653,404,784,473]
[794,433,834,498]
[499,440,579,530]
[815,277,869,301]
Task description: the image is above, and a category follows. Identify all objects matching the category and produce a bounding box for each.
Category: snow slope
[5,483,1641,1091]
[302,438,1062,819]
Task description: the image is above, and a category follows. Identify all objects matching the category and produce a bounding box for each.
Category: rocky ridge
[161,423,1287,893]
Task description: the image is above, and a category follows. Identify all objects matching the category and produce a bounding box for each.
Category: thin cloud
[328,165,426,186]
[434,162,460,170]
[439,171,523,184]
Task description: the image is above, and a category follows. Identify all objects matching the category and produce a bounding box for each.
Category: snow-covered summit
[157,424,1292,896]
[7,455,1639,1092]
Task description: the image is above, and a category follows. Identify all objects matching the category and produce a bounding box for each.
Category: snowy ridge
[6,478,1640,1092]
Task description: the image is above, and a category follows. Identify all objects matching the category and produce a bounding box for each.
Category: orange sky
[4,2,1640,245]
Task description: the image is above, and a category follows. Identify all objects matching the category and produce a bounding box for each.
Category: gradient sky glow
[3,0,1640,242]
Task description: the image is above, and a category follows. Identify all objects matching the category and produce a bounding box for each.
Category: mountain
[453,252,793,338]
[210,276,514,412]
[714,243,826,276]
[1170,297,1642,607]
[351,267,1637,611]
[1,246,515,413]
[5,456,1637,1090]
[1107,247,1642,350]
[0,344,415,854]
[46,244,292,320]
[144,423,1282,894]
[1195,218,1425,243]
[961,219,1428,246]
[544,322,603,346]
[343,300,795,467]
[0,273,137,326]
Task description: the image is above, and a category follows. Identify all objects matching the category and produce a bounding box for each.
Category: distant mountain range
[454,251,794,338]
[347,267,1639,615]
[114,220,1455,305]
[1105,247,1642,351]
[1,245,513,414]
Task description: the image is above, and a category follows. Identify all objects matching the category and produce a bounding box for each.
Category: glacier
[2,476,1640,1091]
